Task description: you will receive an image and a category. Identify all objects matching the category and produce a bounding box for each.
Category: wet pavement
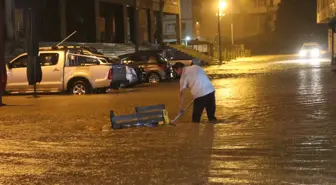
[1,56,336,184]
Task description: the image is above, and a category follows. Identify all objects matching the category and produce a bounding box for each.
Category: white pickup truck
[6,47,115,95]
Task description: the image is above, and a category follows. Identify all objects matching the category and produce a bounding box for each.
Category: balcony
[317,2,336,23]
[152,0,179,14]
[232,5,278,15]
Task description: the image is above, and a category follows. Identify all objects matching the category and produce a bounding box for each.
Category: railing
[169,44,252,65]
[214,45,251,62]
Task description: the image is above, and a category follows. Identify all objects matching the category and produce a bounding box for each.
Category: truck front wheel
[70,81,92,95]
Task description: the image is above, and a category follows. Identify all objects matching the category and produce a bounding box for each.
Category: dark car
[119,51,173,84]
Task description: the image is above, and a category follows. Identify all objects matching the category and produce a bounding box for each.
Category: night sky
[275,0,328,52]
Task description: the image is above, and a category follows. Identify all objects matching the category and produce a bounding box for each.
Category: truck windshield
[302,44,318,50]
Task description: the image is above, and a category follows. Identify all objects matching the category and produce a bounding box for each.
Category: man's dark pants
[192,91,216,123]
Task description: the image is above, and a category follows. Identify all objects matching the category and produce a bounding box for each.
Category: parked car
[119,51,173,84]
[66,46,145,87]
[6,46,119,95]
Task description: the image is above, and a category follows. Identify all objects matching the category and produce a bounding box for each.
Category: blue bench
[110,104,170,130]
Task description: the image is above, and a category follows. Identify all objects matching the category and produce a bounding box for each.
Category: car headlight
[311,48,320,57]
[299,50,306,57]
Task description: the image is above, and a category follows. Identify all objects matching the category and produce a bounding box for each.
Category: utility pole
[0,0,5,106]
[218,4,222,64]
[230,0,234,45]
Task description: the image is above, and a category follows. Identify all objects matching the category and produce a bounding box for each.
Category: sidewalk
[205,54,297,75]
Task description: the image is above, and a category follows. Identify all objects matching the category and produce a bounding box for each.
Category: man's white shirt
[180,65,215,99]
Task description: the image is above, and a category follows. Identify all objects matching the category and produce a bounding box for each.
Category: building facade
[317,0,336,52]
[5,0,181,44]
[197,0,281,44]
[317,0,336,69]
[230,0,281,41]
[163,0,193,43]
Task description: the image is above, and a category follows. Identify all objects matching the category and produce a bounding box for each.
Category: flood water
[1,57,336,184]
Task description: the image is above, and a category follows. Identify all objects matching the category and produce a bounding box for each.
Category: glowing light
[311,48,320,57]
[299,50,306,57]
[219,1,227,10]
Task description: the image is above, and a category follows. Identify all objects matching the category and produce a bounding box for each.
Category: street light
[185,36,191,46]
[219,1,227,10]
[218,0,227,64]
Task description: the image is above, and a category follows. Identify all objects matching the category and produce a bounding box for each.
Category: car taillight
[159,64,167,70]
[108,69,113,80]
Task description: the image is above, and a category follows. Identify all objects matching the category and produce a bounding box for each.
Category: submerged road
[1,55,336,184]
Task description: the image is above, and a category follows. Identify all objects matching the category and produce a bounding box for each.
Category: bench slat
[141,117,164,123]
[135,104,165,112]
[136,111,163,118]
[112,113,138,122]
[111,111,163,123]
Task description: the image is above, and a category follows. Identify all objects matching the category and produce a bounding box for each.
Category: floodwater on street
[1,56,336,184]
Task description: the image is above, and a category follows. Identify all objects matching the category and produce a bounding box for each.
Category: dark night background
[16,0,330,55]
[274,0,328,54]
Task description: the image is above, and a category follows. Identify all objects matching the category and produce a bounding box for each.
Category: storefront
[5,0,181,44]
[317,0,336,71]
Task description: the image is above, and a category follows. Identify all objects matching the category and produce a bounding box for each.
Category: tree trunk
[5,0,15,41]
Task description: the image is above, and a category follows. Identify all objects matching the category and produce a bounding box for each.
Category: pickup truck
[6,46,115,95]
[61,45,142,88]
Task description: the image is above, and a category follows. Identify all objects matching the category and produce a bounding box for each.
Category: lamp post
[218,1,227,64]
[230,0,234,45]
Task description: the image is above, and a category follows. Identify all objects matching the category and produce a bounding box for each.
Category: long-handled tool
[170,100,194,125]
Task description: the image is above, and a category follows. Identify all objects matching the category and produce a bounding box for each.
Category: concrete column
[175,14,182,44]
[5,0,15,41]
[134,0,140,52]
[59,0,67,39]
[149,10,155,44]
[138,8,148,44]
[331,26,335,65]
[123,5,129,43]
[95,0,101,42]
[0,0,5,106]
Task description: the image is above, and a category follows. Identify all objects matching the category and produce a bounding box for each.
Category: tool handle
[171,100,194,124]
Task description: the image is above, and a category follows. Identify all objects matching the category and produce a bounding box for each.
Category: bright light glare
[219,1,227,10]
[310,59,320,66]
[299,50,306,57]
[185,36,191,41]
[311,48,320,57]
